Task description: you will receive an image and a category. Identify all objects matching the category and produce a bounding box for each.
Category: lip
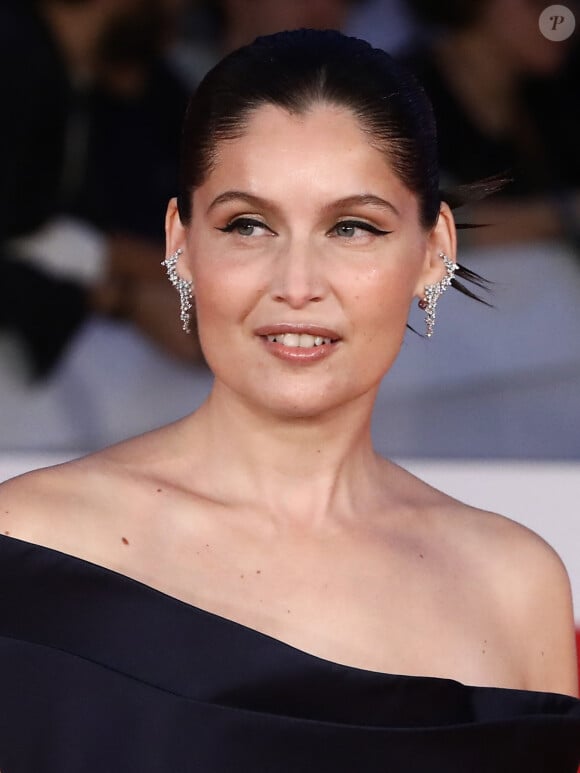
[253,322,342,341]
[259,336,339,363]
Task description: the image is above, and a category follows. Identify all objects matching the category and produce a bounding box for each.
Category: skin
[1,103,578,696]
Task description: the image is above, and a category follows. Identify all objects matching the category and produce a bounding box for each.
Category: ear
[165,197,193,282]
[413,202,457,298]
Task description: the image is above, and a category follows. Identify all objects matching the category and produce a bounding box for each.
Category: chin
[260,397,342,421]
[248,378,376,421]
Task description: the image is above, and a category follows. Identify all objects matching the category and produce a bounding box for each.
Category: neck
[177,381,390,533]
[41,2,109,80]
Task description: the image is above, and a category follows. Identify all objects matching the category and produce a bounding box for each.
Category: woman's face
[170,103,450,419]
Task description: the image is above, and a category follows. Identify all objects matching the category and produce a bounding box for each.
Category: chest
[124,518,523,689]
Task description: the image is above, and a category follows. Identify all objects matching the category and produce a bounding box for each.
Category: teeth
[266,333,333,347]
[281,333,300,348]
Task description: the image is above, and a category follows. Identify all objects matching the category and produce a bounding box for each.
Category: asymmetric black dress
[1,534,579,772]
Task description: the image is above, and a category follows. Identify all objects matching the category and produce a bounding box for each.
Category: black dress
[1,534,579,772]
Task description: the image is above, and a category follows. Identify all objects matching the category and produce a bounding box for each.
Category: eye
[330,220,392,238]
[216,217,275,237]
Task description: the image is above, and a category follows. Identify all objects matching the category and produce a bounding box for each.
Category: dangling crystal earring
[161,248,193,333]
[418,252,458,338]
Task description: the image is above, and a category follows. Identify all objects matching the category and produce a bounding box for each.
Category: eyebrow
[324,194,400,217]
[206,191,400,217]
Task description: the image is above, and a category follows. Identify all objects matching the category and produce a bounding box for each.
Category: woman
[1,29,579,772]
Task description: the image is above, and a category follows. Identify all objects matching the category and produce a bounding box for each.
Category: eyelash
[216,217,392,237]
[330,220,391,237]
[216,218,270,235]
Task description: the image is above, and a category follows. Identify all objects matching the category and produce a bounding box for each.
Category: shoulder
[494,514,578,697]
[392,462,578,695]
[0,430,161,549]
[396,463,571,599]
[445,500,578,697]
[0,452,109,546]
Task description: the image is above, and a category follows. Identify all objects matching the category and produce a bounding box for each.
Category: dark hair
[177,29,502,309]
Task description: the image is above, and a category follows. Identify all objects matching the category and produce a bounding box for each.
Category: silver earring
[418,252,458,338]
[161,248,193,333]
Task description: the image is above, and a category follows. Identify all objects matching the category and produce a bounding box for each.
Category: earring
[161,248,193,333]
[418,252,458,338]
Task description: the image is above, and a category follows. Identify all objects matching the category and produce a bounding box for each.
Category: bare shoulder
[0,452,110,546]
[389,462,577,696]
[439,496,578,698]
[479,507,578,697]
[391,461,572,593]
[0,427,169,549]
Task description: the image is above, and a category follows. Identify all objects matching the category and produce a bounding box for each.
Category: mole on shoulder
[4,530,10,536]
[256,569,261,574]
[419,553,424,559]
[240,574,245,579]
[121,537,130,546]
[156,488,162,493]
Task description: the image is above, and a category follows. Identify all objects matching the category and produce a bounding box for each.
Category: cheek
[348,267,417,360]
[191,244,260,321]
[352,263,416,325]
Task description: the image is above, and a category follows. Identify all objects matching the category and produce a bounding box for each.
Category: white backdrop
[1,453,578,623]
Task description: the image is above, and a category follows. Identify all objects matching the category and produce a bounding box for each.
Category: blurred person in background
[172,0,364,85]
[0,0,202,384]
[401,0,580,249]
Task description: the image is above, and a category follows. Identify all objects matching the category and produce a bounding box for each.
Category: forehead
[196,103,415,215]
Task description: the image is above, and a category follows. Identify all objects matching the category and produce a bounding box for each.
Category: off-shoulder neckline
[0,532,577,702]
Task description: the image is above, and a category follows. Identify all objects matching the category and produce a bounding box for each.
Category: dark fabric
[0,534,579,772]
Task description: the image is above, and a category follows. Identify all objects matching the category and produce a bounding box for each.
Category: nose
[269,237,327,308]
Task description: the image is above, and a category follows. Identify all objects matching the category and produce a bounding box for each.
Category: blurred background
[1,0,579,458]
[0,0,578,661]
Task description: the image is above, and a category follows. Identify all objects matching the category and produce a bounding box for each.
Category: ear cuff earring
[418,252,458,338]
[161,248,193,333]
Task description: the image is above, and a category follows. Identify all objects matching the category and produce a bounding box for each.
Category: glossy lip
[259,336,340,363]
[253,322,342,341]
